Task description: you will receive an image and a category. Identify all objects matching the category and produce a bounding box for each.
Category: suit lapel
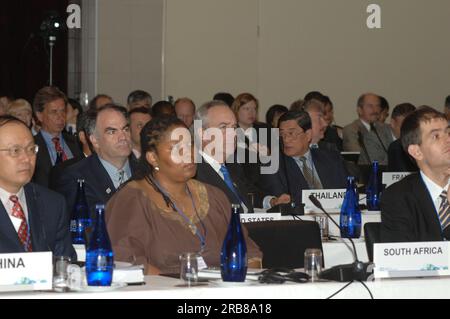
[35,132,52,168]
[416,174,443,238]
[92,154,117,198]
[24,184,46,252]
[0,201,23,252]
[311,149,332,188]
[282,155,308,205]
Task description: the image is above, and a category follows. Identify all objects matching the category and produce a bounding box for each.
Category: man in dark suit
[259,110,347,211]
[0,116,75,258]
[194,101,288,212]
[32,87,82,187]
[381,107,450,242]
[387,103,418,172]
[56,104,135,219]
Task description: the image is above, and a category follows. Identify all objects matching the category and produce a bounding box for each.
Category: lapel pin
[106,188,111,194]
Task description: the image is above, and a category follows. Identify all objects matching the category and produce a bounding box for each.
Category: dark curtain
[0,0,68,102]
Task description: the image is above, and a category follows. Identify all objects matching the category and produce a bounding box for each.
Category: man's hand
[270,194,291,207]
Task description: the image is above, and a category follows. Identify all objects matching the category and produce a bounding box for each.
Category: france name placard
[302,189,346,213]
[382,172,412,188]
[0,252,53,291]
[374,242,450,278]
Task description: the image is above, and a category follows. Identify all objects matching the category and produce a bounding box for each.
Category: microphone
[308,194,372,282]
[357,130,372,164]
[370,123,388,154]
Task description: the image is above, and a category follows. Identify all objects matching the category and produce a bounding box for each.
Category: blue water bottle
[366,161,380,210]
[221,204,247,282]
[340,176,362,238]
[86,204,114,286]
[70,179,91,245]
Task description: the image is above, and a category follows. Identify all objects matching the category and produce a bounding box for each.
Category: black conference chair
[244,220,323,269]
[364,222,381,262]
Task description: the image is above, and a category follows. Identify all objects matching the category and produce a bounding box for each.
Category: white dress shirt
[0,187,29,233]
[200,151,249,213]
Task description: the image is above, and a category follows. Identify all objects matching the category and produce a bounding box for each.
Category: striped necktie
[438,190,450,230]
[299,156,322,189]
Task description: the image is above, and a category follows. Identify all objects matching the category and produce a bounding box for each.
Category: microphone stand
[309,194,372,282]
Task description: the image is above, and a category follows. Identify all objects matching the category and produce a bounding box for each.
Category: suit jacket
[387,139,418,172]
[49,154,87,191]
[342,119,393,165]
[34,131,82,188]
[55,154,137,220]
[380,173,447,242]
[0,183,76,259]
[259,148,348,211]
[195,157,259,213]
[323,125,343,151]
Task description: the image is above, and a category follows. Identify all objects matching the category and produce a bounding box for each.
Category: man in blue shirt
[32,87,82,187]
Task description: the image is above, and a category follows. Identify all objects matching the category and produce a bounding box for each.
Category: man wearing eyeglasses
[0,115,75,258]
[259,110,347,211]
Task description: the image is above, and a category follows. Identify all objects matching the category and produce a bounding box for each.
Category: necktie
[438,190,450,230]
[52,137,68,163]
[299,156,322,189]
[117,170,125,187]
[219,165,241,203]
[9,195,32,252]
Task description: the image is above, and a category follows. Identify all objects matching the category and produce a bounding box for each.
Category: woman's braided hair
[135,115,188,210]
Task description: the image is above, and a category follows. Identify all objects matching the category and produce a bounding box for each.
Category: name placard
[302,189,346,213]
[0,252,53,291]
[382,172,412,188]
[240,213,281,223]
[374,242,450,278]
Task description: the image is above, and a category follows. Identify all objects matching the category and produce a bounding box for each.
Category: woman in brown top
[106,115,262,274]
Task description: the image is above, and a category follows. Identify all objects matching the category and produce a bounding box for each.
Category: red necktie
[52,137,68,162]
[9,195,32,252]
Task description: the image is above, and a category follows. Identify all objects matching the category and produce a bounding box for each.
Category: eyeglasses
[0,144,39,157]
[279,130,305,140]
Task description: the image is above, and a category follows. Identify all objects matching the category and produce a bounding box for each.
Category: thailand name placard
[0,252,53,291]
[374,241,450,278]
[302,189,346,213]
[382,172,412,188]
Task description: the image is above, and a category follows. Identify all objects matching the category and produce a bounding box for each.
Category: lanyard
[147,176,207,253]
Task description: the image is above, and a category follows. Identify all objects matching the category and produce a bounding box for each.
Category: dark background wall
[0,0,68,102]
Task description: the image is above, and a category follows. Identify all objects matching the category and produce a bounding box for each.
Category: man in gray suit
[343,93,393,165]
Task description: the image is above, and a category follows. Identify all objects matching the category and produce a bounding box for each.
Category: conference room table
[2,274,450,299]
[244,210,381,268]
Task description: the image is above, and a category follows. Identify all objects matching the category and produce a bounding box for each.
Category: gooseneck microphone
[309,195,358,261]
[308,194,371,282]
[370,123,388,154]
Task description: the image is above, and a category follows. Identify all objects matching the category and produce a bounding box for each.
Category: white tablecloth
[3,275,450,299]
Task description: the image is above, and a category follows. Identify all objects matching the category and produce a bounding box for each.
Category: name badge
[302,189,346,213]
[374,241,450,278]
[240,213,281,223]
[0,252,53,291]
[382,172,412,188]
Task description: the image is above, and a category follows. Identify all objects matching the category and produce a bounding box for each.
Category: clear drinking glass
[53,256,71,292]
[315,215,329,239]
[304,248,323,282]
[179,252,199,285]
